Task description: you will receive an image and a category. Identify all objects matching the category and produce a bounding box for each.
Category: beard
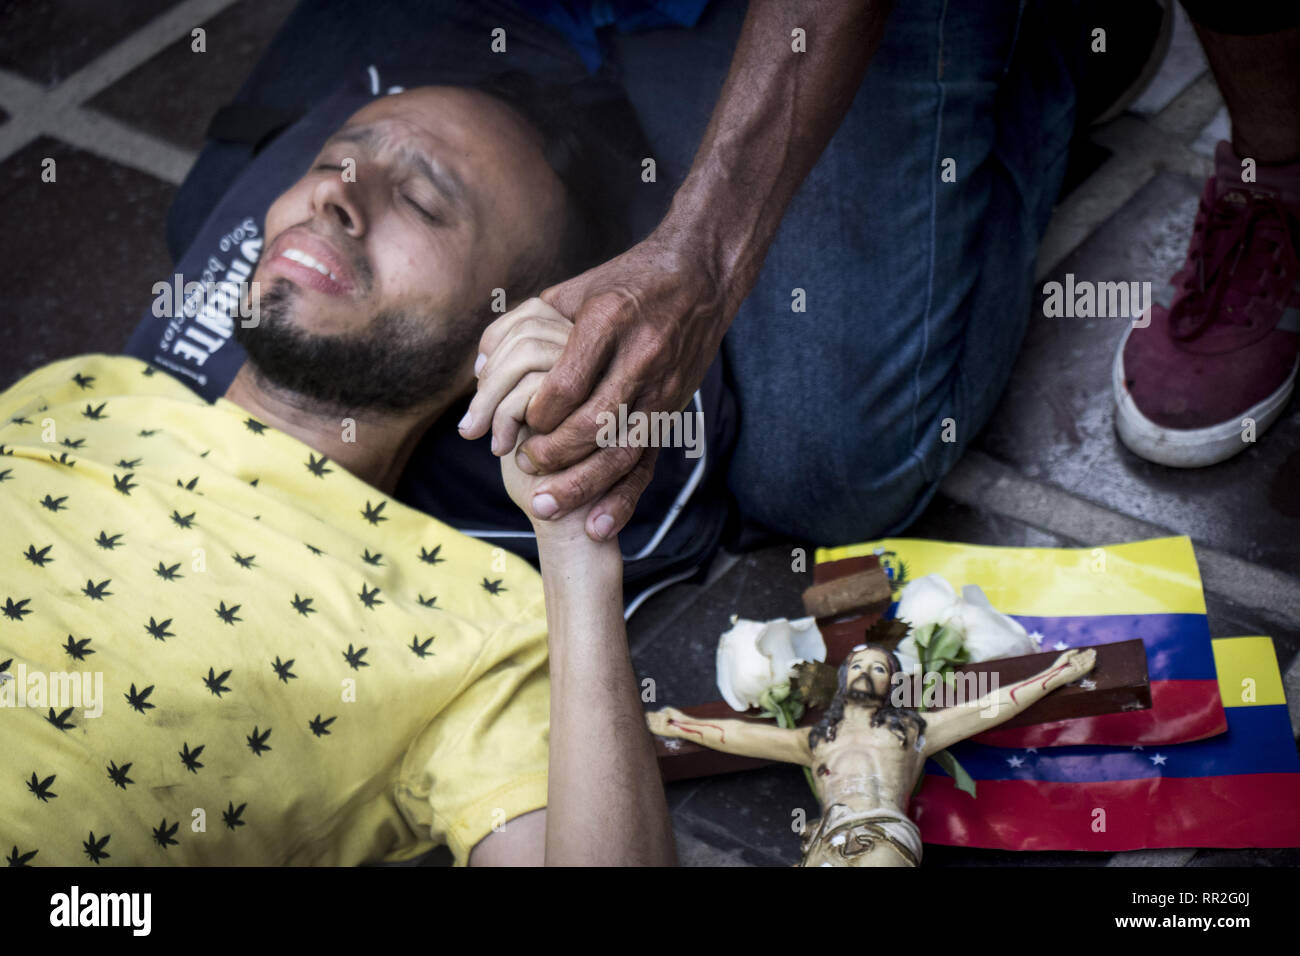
[234,278,481,414]
[845,673,891,708]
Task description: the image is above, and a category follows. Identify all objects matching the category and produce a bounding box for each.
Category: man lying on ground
[0,85,674,866]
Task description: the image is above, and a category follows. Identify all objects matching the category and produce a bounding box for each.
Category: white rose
[891,575,1041,673]
[894,574,959,631]
[716,616,827,712]
[952,585,1040,660]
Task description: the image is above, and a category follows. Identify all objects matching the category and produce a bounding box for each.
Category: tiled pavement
[1,2,1295,867]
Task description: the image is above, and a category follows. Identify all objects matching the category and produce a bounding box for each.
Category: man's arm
[470,0,895,540]
[468,526,674,865]
[470,299,676,865]
[535,521,677,864]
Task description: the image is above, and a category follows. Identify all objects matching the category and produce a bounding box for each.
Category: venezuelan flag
[815,536,1225,748]
[911,636,1300,850]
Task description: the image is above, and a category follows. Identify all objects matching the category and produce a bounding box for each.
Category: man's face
[237,85,565,412]
[845,648,893,701]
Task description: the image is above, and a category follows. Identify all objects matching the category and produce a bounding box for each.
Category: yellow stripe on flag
[815,536,1206,616]
[1212,636,1286,708]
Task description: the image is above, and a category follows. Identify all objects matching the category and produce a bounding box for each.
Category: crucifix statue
[647,643,1097,867]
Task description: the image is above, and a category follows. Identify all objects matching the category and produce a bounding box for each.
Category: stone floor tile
[0,137,174,392]
[975,172,1300,579]
[0,0,183,87]
[668,765,815,866]
[88,0,297,151]
[630,544,810,706]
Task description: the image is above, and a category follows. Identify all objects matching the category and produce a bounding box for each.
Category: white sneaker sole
[1111,323,1298,468]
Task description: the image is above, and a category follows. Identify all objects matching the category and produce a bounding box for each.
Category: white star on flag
[1132,745,1144,751]
[1053,641,1069,651]
[1025,747,1038,754]
[1150,754,1167,766]
[1007,755,1024,768]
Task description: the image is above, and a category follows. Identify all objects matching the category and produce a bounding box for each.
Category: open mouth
[280,247,340,282]
[264,230,358,296]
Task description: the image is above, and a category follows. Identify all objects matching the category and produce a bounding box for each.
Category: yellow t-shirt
[0,354,550,866]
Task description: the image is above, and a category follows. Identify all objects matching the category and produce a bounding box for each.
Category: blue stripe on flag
[932,704,1298,782]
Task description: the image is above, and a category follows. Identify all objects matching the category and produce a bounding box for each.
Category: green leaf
[932,749,977,798]
[929,624,966,664]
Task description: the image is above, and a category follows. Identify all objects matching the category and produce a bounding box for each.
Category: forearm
[926,660,1077,754]
[657,0,892,308]
[652,710,811,765]
[537,526,676,865]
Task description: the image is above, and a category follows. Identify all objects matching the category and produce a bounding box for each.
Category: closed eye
[403,195,440,224]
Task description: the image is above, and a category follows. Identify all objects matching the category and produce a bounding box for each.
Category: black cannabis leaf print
[246,726,272,756]
[2,597,33,621]
[7,846,38,866]
[23,544,53,566]
[357,583,383,609]
[179,742,205,773]
[62,634,93,661]
[308,714,336,737]
[306,453,333,477]
[81,578,112,600]
[107,761,134,789]
[222,802,247,830]
[125,683,156,713]
[45,707,76,731]
[144,617,174,641]
[203,668,232,697]
[271,657,296,683]
[83,831,110,863]
[215,601,242,624]
[26,773,57,802]
[152,819,179,848]
[0,354,546,865]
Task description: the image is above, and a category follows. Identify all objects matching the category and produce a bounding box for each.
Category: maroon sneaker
[1114,140,1300,467]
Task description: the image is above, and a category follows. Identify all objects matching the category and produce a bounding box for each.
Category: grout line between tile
[0,0,236,180]
[42,0,240,108]
[1035,72,1222,283]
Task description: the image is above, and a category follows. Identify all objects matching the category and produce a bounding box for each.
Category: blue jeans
[604,0,1077,544]
[165,0,1076,548]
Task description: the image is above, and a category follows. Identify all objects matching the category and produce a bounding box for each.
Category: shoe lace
[1170,189,1300,341]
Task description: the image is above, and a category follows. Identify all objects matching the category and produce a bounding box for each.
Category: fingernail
[474,353,486,376]
[516,449,538,475]
[592,513,615,539]
[532,493,558,519]
[457,411,473,431]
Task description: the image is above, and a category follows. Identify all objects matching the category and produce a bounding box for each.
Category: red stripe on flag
[973,679,1226,749]
[912,774,1300,851]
